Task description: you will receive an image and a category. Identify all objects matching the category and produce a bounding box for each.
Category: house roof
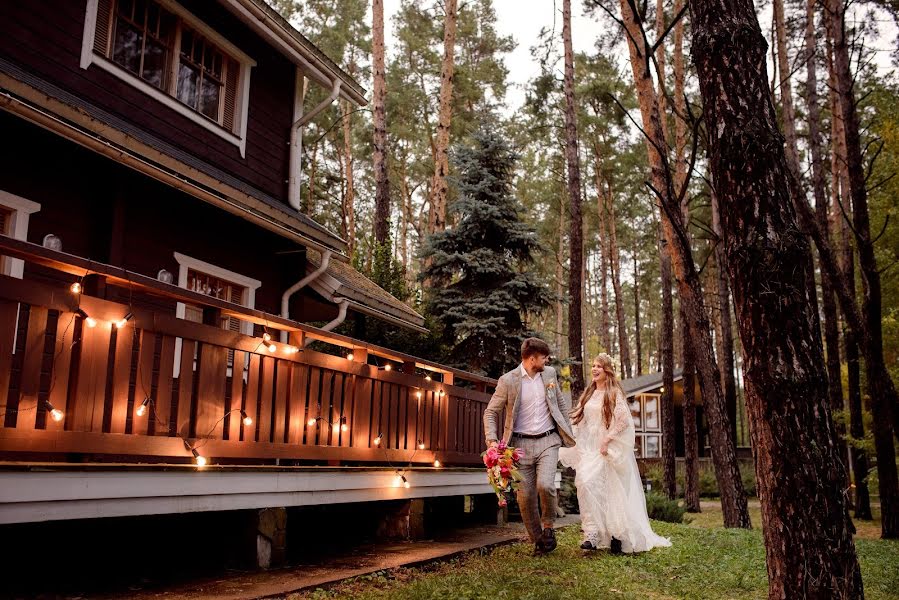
[222,0,368,105]
[305,249,428,333]
[0,58,348,259]
[620,369,683,397]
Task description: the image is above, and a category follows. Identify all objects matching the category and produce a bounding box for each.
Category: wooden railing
[0,236,495,467]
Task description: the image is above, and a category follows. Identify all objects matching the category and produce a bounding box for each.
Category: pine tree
[420,128,553,375]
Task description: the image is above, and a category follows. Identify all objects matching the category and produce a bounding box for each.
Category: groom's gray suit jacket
[483,365,576,448]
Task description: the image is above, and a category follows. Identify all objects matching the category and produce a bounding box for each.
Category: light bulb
[341,423,348,432]
[660,386,665,393]
[384,364,392,371]
[262,332,272,343]
[115,312,133,329]
[433,459,441,468]
[347,353,354,361]
[374,435,382,446]
[332,423,340,433]
[136,397,151,417]
[425,375,432,381]
[285,346,298,354]
[415,391,422,399]
[243,415,253,426]
[267,343,277,352]
[418,441,425,450]
[70,282,82,294]
[85,317,98,328]
[404,480,410,489]
[190,448,206,467]
[50,408,64,422]
[308,417,317,427]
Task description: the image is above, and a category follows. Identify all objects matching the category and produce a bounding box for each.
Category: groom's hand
[488,440,498,448]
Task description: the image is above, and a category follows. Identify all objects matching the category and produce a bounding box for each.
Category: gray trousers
[511,431,561,544]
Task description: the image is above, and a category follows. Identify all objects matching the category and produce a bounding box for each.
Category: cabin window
[83,0,255,155]
[0,190,41,279]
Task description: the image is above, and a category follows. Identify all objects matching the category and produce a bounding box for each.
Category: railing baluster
[46,310,74,432]
[244,353,261,442]
[175,339,196,439]
[350,373,372,448]
[227,350,246,442]
[305,367,321,445]
[287,363,307,445]
[16,305,48,431]
[196,342,228,441]
[273,360,289,444]
[108,326,135,434]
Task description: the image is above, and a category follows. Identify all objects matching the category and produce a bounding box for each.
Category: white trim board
[0,469,494,524]
[0,189,41,279]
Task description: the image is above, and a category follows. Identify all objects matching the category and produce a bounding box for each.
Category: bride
[559,353,671,553]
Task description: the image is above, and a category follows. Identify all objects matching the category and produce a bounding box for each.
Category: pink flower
[512,449,523,461]
[497,440,507,451]
[500,466,511,478]
[484,446,500,466]
[498,497,507,507]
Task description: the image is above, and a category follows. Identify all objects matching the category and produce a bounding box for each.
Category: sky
[377,0,896,114]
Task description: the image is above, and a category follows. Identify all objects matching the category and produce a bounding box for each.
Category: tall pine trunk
[682,305,701,512]
[372,0,390,245]
[660,227,676,499]
[342,98,356,258]
[562,0,585,397]
[427,0,457,234]
[712,189,738,444]
[688,0,864,593]
[826,0,899,538]
[633,249,642,375]
[556,192,566,354]
[595,155,613,353]
[605,180,632,378]
[827,34,872,520]
[619,0,749,527]
[805,0,850,482]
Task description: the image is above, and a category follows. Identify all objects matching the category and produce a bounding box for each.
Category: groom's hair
[521,337,551,360]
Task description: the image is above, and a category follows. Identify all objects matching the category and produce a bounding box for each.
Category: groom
[484,338,575,555]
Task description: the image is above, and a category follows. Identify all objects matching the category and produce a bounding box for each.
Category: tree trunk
[660,227,676,500]
[341,98,356,258]
[826,0,899,538]
[372,0,390,245]
[427,0,457,234]
[712,189,738,444]
[595,151,613,352]
[556,192,566,354]
[682,305,701,512]
[826,33,872,521]
[563,0,585,397]
[619,0,749,527]
[688,0,865,593]
[805,0,850,483]
[773,0,801,177]
[605,180,631,378]
[633,249,642,376]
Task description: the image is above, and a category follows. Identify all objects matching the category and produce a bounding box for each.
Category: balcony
[0,235,497,523]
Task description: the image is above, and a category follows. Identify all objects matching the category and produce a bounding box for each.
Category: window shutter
[94,0,114,56]
[223,58,239,132]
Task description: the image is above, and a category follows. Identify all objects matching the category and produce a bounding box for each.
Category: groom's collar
[519,363,542,381]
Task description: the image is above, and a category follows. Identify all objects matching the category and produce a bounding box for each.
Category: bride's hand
[599,439,609,456]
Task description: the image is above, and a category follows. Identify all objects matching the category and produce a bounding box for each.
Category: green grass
[286,502,899,600]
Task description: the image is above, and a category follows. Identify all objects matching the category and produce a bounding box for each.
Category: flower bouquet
[482,440,524,507]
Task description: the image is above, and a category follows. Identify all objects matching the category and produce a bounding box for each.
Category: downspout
[280,249,332,342]
[288,76,342,212]
[305,298,349,347]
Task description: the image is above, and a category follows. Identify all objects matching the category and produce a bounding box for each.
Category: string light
[438,390,446,397]
[183,440,207,467]
[267,343,277,352]
[285,345,299,354]
[340,416,348,432]
[374,433,382,446]
[418,440,425,450]
[262,331,272,343]
[433,459,441,468]
[425,375,432,381]
[75,308,97,328]
[115,312,133,329]
[307,417,318,427]
[415,391,422,399]
[70,282,81,294]
[241,411,253,426]
[45,401,64,422]
[136,396,151,417]
[346,352,354,361]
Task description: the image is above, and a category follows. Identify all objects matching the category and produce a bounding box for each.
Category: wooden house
[0,0,497,570]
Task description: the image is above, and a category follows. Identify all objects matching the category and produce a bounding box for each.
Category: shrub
[645,491,687,523]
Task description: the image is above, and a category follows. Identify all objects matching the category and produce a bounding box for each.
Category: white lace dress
[559,388,671,553]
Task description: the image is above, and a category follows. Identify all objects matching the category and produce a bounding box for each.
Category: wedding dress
[559,387,671,553]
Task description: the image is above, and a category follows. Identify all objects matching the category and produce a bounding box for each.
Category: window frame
[0,190,41,279]
[172,252,260,377]
[81,0,256,157]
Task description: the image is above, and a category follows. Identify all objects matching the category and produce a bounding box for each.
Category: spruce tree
[421,128,552,375]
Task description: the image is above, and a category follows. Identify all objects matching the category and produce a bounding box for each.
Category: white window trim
[80,0,256,157]
[0,190,41,279]
[172,252,261,377]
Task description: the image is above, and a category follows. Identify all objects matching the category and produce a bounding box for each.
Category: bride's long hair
[570,353,622,428]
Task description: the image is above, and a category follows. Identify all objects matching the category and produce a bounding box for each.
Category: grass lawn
[287,500,899,600]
